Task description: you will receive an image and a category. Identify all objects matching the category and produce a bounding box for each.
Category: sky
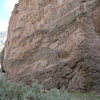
[0,0,18,32]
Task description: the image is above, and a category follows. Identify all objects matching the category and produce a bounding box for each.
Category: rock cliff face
[1,0,100,93]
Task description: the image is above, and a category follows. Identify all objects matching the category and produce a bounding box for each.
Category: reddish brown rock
[1,0,100,93]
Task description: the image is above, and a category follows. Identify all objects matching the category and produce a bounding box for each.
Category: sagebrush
[0,73,100,100]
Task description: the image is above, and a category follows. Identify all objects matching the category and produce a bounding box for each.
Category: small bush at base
[0,73,100,100]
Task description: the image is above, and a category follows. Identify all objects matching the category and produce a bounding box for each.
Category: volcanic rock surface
[1,0,100,93]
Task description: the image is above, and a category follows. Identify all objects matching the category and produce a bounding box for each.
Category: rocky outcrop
[1,0,100,93]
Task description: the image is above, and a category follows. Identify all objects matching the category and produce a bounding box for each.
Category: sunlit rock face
[1,0,100,93]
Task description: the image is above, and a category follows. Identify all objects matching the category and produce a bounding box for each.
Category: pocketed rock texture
[1,0,100,93]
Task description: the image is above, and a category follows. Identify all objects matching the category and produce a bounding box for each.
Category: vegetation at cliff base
[0,73,100,100]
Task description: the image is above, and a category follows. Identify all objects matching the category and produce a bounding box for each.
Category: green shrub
[0,73,100,100]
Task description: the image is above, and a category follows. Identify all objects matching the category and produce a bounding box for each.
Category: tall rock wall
[1,0,100,93]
